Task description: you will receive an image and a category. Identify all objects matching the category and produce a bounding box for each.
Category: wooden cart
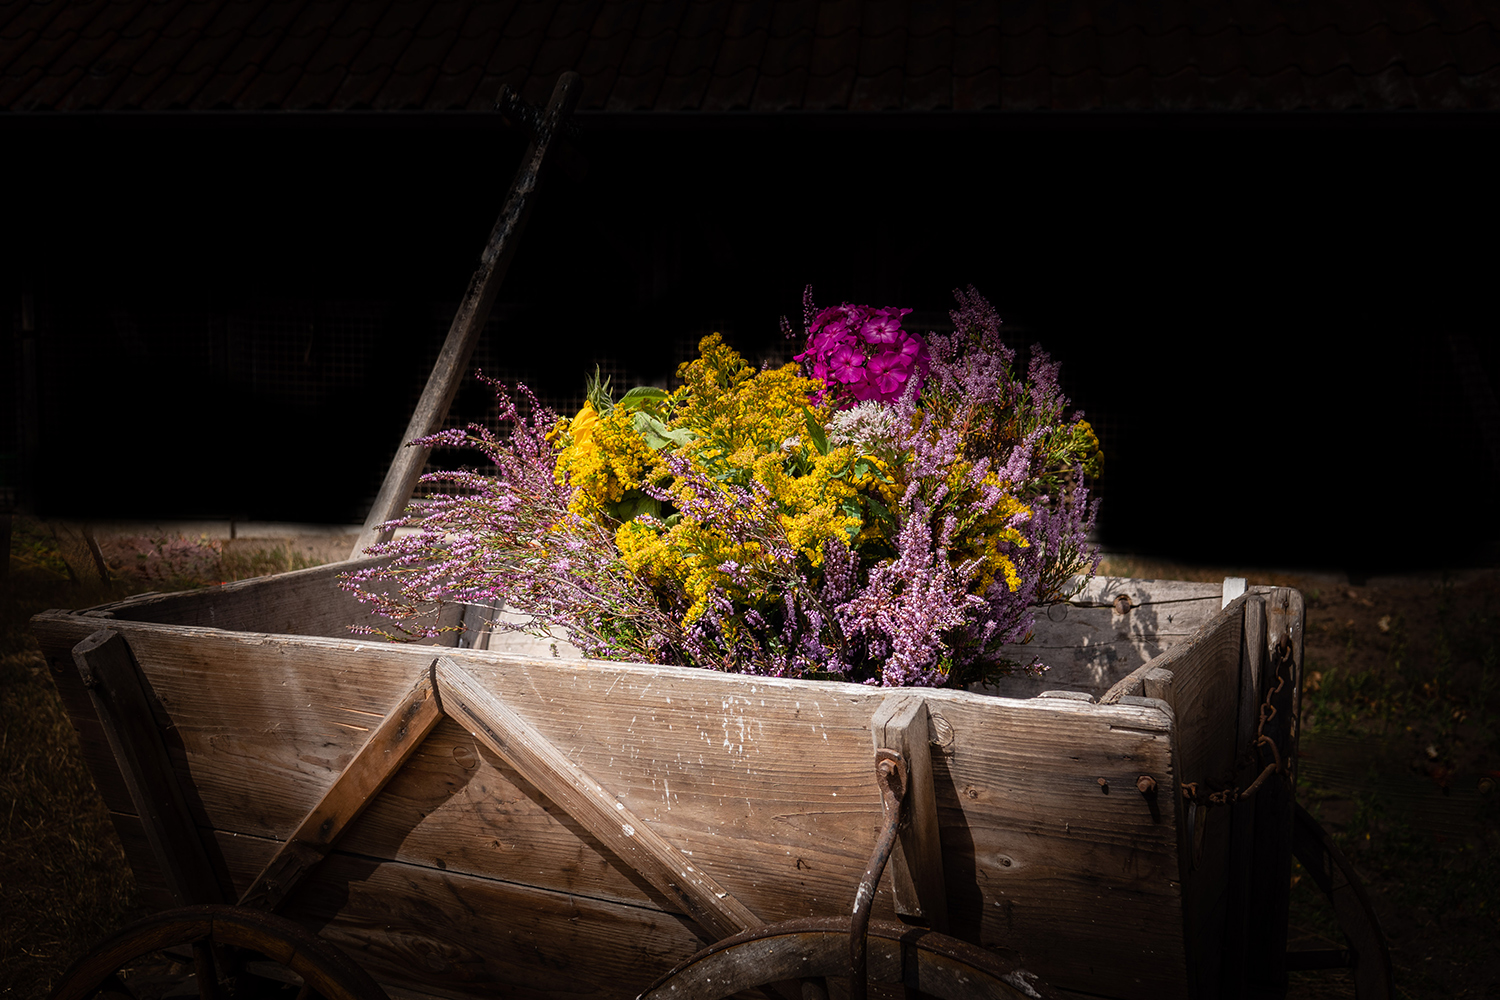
[32,72,1391,1000]
[32,567,1391,1000]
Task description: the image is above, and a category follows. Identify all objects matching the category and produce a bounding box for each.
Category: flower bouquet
[342,286,1102,689]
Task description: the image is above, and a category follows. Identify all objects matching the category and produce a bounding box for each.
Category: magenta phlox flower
[829,344,867,384]
[860,307,910,344]
[795,298,929,406]
[866,351,914,395]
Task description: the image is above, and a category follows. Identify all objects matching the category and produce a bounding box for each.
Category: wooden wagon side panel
[103,812,703,1000]
[921,695,1186,998]
[34,603,1203,1000]
[432,652,1186,999]
[985,578,1223,697]
[75,558,468,642]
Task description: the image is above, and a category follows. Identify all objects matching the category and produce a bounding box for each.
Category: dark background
[5,113,1497,574]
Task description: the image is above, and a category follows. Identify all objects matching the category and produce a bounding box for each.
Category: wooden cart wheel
[51,904,390,1000]
[1289,802,1395,1000]
[636,917,1056,1000]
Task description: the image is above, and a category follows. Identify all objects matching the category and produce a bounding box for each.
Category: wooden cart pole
[352,71,582,560]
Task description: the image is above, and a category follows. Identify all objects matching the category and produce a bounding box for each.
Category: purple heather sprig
[344,286,1103,691]
[340,376,695,663]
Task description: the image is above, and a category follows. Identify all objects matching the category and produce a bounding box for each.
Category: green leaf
[631,410,694,450]
[585,365,614,414]
[606,490,662,523]
[864,492,897,531]
[802,407,829,456]
[617,386,669,412]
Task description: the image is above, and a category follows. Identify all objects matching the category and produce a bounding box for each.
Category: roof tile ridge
[1407,56,1500,77]
[629,0,683,39]
[475,0,552,107]
[270,0,363,110]
[0,0,67,45]
[1433,17,1500,38]
[410,0,472,108]
[524,0,585,100]
[1407,60,1500,80]
[414,0,472,40]
[539,0,579,43]
[1267,18,1454,38]
[327,0,412,108]
[79,0,192,110]
[689,0,735,109]
[662,1,729,107]
[370,0,434,39]
[0,0,91,83]
[904,20,950,39]
[1031,20,1239,41]
[583,0,646,109]
[1076,21,1230,40]
[129,0,244,109]
[156,0,223,39]
[490,0,531,56]
[1224,19,1426,40]
[215,0,308,108]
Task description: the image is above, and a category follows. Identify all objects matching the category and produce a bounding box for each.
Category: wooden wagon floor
[3,518,1497,1000]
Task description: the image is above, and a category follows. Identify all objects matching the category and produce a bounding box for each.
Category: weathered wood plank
[928,698,1184,999]
[353,72,583,558]
[71,629,225,907]
[1084,594,1247,1000]
[1171,596,1245,1000]
[985,578,1224,697]
[116,816,709,1000]
[1244,588,1303,998]
[240,665,446,911]
[37,629,141,818]
[35,607,1193,1000]
[1219,595,1265,998]
[435,655,761,942]
[71,557,468,644]
[871,695,948,933]
[78,571,1222,697]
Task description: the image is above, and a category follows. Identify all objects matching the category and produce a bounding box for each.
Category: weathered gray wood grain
[981,577,1223,698]
[34,608,1191,1000]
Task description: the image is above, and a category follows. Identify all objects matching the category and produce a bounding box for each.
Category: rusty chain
[1182,635,1294,808]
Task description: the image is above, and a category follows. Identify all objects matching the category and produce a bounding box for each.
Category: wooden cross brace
[235,655,761,941]
[79,628,950,951]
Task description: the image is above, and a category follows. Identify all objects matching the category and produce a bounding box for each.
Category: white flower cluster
[826,400,909,460]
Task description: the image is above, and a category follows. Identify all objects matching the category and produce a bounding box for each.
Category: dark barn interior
[4,1,1499,573]
[5,6,1500,999]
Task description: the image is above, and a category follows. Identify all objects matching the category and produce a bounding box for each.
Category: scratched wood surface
[1132,594,1247,1000]
[982,577,1225,697]
[30,566,1271,1000]
[80,570,1225,694]
[72,557,474,645]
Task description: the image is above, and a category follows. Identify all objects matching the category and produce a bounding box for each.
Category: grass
[1288,573,1500,999]
[0,516,324,996]
[1099,553,1500,998]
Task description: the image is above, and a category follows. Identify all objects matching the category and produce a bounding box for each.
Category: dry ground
[2,522,1495,998]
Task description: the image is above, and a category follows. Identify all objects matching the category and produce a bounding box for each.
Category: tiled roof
[3,0,1499,114]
